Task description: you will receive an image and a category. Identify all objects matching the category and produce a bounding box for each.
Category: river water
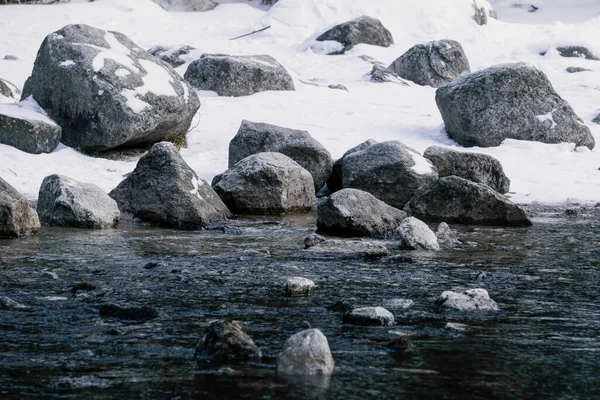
[1,208,599,399]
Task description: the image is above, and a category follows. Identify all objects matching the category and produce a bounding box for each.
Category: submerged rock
[435,222,461,250]
[395,217,440,251]
[99,304,159,321]
[343,307,395,326]
[283,277,315,297]
[0,296,29,310]
[298,238,389,259]
[435,288,499,311]
[316,16,393,54]
[194,320,262,363]
[0,177,40,238]
[277,329,334,375]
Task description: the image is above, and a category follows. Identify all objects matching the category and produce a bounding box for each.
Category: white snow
[59,60,76,67]
[535,110,558,129]
[189,177,205,200]
[136,59,177,97]
[408,150,436,176]
[0,0,599,206]
[115,68,131,77]
[0,96,58,125]
[121,89,151,113]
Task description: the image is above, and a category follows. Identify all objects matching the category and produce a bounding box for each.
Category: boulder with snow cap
[342,141,438,209]
[0,177,40,238]
[435,63,595,149]
[315,16,394,54]
[21,24,200,152]
[148,44,196,68]
[435,288,499,311]
[327,139,377,193]
[395,216,440,251]
[109,142,231,230]
[0,78,20,104]
[184,53,294,97]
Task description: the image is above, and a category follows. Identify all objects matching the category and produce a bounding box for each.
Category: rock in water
[315,16,393,54]
[317,188,406,237]
[0,177,40,238]
[435,222,461,250]
[327,139,377,193]
[184,54,294,97]
[37,174,120,229]
[343,307,395,326]
[213,152,315,215]
[342,141,438,209]
[435,63,595,150]
[109,142,231,230]
[277,329,334,375]
[21,24,200,152]
[395,217,440,251]
[0,96,62,154]
[283,277,315,297]
[404,176,531,227]
[0,77,21,104]
[228,120,332,192]
[148,44,196,68]
[388,40,470,87]
[194,320,262,363]
[298,238,389,260]
[435,288,499,311]
[423,146,511,194]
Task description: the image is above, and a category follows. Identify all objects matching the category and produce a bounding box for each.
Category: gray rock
[343,306,395,326]
[556,46,599,60]
[435,288,499,311]
[342,141,438,209]
[435,63,595,150]
[37,174,120,229]
[404,176,532,226]
[298,238,389,260]
[283,277,315,297]
[109,142,231,230]
[435,222,461,249]
[21,24,200,152]
[148,44,196,68]
[277,329,334,376]
[566,66,591,73]
[317,188,406,237]
[3,55,18,61]
[184,53,294,97]
[382,298,413,310]
[328,84,348,91]
[316,16,393,54]
[327,139,377,193]
[0,177,40,238]
[194,320,262,363]
[229,120,332,192]
[389,40,470,87]
[0,296,29,310]
[0,77,20,103]
[369,64,409,85]
[0,96,62,154]
[423,145,511,194]
[213,152,315,215]
[304,233,326,249]
[472,0,497,25]
[593,114,600,124]
[395,216,440,250]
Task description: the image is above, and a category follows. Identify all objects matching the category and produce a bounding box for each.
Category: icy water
[1,209,599,399]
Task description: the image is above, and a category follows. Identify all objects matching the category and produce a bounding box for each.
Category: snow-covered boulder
[395,216,440,251]
[152,0,217,12]
[343,307,395,326]
[556,46,599,61]
[388,40,471,88]
[342,141,438,209]
[315,16,393,55]
[109,142,231,230]
[435,222,461,250]
[299,238,389,259]
[369,65,409,85]
[229,120,332,192]
[283,277,315,297]
[0,177,40,238]
[404,176,531,226]
[194,320,262,363]
[436,63,595,150]
[0,96,62,154]
[423,146,511,194]
[317,188,406,237]
[148,44,196,68]
[184,54,295,97]
[435,288,499,311]
[213,152,315,215]
[21,24,200,152]
[277,329,334,376]
[0,78,20,104]
[37,174,120,229]
[327,139,377,193]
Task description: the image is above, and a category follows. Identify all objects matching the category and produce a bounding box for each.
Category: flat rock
[297,238,389,259]
[343,306,395,326]
[277,328,334,375]
[0,177,40,238]
[435,288,499,311]
[316,16,393,54]
[395,217,440,250]
[194,320,262,363]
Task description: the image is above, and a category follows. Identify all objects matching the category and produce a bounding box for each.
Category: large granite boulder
[327,139,377,193]
[21,24,200,152]
[404,176,531,226]
[0,96,62,154]
[0,78,20,104]
[37,174,120,229]
[342,141,438,209]
[194,320,262,364]
[184,54,294,97]
[315,16,393,54]
[148,44,196,68]
[436,63,595,150]
[109,142,231,230]
[213,152,315,215]
[388,40,470,87]
[277,329,334,376]
[395,216,440,251]
[423,146,510,194]
[0,177,40,238]
[317,188,406,237]
[229,120,332,192]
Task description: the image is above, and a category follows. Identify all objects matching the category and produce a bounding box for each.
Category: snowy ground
[0,0,599,205]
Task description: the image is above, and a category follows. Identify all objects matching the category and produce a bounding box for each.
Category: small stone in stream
[143,262,167,270]
[99,304,159,321]
[382,255,415,264]
[71,282,96,295]
[435,288,499,311]
[194,320,262,363]
[283,277,315,297]
[343,306,395,326]
[304,233,326,249]
[383,299,414,310]
[0,296,28,310]
[277,328,335,376]
[435,222,461,249]
[327,299,357,314]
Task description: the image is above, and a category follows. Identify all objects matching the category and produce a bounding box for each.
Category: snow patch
[189,177,204,200]
[536,110,557,129]
[0,96,58,125]
[59,60,75,67]
[121,89,150,113]
[408,149,435,175]
[115,68,131,77]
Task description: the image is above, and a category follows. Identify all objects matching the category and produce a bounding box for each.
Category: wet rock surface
[343,306,395,326]
[277,328,334,375]
[435,288,499,311]
[0,177,40,238]
[194,319,262,363]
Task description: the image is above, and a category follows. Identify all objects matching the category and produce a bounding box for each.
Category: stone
[229,120,332,192]
[388,40,470,87]
[0,296,29,310]
[0,77,20,103]
[3,55,18,61]
[316,16,393,54]
[184,53,294,97]
[382,298,414,310]
[404,176,532,226]
[472,0,497,25]
[593,114,600,124]
[369,64,409,85]
[277,329,334,375]
[152,0,218,12]
[327,139,377,193]
[435,222,461,249]
[435,288,499,311]
[556,46,599,60]
[343,307,395,326]
[37,174,120,229]
[194,320,262,363]
[0,96,62,154]
[423,145,511,194]
[317,188,406,237]
[304,233,326,249]
[21,24,200,152]
[297,238,389,260]
[213,152,315,215]
[109,142,231,230]
[435,63,595,150]
[395,216,440,251]
[148,44,196,68]
[0,177,40,238]
[566,67,591,73]
[342,141,438,209]
[283,277,315,297]
[99,303,159,321]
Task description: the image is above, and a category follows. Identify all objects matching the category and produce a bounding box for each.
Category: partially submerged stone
[194,320,262,363]
[277,329,334,375]
[435,288,499,311]
[395,217,440,251]
[343,307,395,326]
[283,277,315,297]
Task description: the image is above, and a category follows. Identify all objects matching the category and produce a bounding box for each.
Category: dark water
[1,210,599,399]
